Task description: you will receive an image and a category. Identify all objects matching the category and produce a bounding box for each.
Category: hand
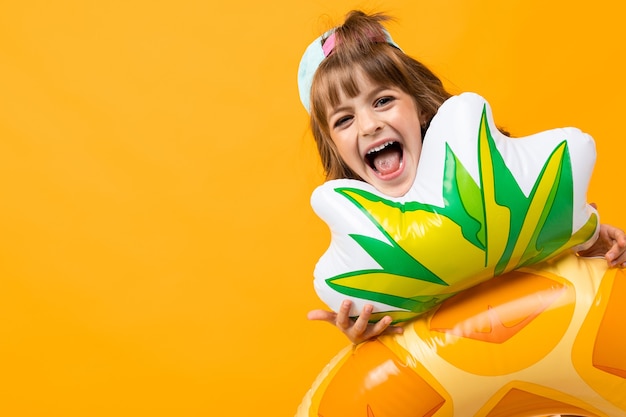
[577,223,626,267]
[307,299,404,345]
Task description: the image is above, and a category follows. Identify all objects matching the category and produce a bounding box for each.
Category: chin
[376,182,412,198]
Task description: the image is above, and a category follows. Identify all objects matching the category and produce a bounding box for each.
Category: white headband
[296,28,401,113]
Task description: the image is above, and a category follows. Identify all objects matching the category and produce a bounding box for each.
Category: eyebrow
[327,104,351,121]
[327,85,396,119]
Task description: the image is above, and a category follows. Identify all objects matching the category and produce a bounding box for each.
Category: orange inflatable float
[297,254,626,416]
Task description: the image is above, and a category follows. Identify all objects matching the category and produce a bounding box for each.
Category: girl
[297,10,626,344]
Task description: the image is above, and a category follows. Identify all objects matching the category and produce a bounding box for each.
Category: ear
[418,106,428,129]
[311,92,599,322]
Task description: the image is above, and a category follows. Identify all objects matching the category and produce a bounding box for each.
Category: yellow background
[0,1,624,416]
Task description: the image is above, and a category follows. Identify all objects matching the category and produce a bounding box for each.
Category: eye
[375,96,394,107]
[333,115,353,128]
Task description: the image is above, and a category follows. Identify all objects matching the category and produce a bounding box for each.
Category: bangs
[310,45,409,124]
[313,62,362,112]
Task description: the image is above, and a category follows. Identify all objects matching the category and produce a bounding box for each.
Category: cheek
[334,142,362,173]
[331,135,354,157]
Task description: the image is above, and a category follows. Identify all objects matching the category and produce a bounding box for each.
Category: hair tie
[322,31,392,58]
[322,33,337,57]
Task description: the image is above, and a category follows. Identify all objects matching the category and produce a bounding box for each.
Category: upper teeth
[367,141,394,154]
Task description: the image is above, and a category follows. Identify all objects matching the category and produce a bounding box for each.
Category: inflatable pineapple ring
[311,92,599,322]
[297,93,626,416]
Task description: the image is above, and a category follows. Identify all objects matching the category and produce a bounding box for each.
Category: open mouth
[365,141,404,175]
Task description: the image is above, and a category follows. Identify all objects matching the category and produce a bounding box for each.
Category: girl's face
[326,71,425,197]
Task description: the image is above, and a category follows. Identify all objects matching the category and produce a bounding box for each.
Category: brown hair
[309,10,453,180]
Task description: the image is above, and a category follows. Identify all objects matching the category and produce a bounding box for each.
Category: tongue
[373,147,401,175]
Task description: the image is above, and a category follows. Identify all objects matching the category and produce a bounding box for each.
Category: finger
[369,315,392,337]
[306,309,336,323]
[376,316,404,336]
[605,247,618,265]
[605,225,626,244]
[610,251,626,268]
[359,304,374,320]
[350,305,373,335]
[336,300,354,329]
[605,241,626,266]
[382,325,404,337]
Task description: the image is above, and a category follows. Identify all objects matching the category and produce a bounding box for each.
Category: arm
[307,300,403,345]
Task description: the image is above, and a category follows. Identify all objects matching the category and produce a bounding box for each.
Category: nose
[357,109,383,137]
